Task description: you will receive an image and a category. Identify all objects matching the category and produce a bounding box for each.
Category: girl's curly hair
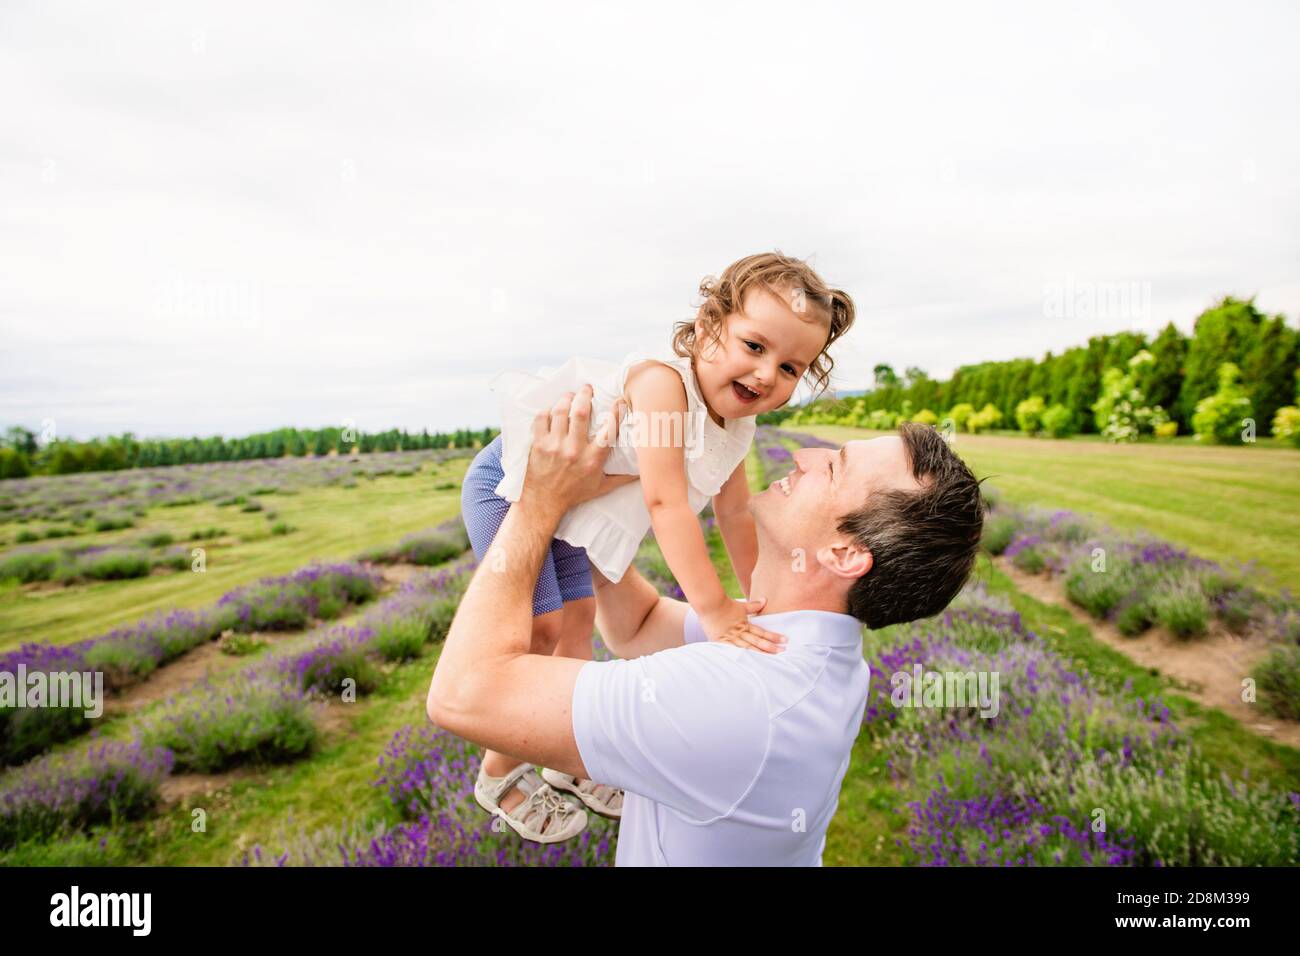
[669,251,855,405]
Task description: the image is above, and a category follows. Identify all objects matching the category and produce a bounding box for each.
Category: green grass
[794,425,1300,591]
[0,460,469,650]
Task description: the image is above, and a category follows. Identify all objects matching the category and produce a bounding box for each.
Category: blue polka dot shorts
[460,434,595,617]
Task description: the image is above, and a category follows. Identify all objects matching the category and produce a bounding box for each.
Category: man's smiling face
[752,437,922,562]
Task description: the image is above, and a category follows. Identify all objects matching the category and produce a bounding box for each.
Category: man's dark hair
[840,422,985,629]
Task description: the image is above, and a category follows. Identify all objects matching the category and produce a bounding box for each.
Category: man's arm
[712,459,757,598]
[425,387,622,779]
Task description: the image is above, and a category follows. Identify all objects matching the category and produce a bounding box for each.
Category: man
[426,384,983,865]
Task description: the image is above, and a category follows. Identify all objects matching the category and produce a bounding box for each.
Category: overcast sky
[2,0,1297,441]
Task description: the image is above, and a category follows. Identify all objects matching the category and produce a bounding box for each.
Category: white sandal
[474,762,588,843]
[541,768,624,819]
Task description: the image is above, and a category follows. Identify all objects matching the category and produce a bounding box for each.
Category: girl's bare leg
[553,596,597,661]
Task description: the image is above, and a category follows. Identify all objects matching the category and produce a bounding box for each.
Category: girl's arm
[623,363,782,647]
[712,459,757,598]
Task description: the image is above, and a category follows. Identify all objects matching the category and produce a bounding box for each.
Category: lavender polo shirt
[571,606,870,866]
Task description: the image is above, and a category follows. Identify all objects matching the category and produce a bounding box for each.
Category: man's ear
[816,541,872,581]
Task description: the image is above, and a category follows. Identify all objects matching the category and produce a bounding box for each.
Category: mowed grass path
[795,425,1300,592]
[0,458,470,650]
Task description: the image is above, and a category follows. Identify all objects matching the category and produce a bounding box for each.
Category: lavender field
[1,432,1297,865]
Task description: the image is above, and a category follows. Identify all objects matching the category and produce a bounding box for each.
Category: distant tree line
[759,296,1299,439]
[0,424,499,479]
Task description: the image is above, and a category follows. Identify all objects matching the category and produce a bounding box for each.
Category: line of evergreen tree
[0,424,499,479]
[758,296,1298,436]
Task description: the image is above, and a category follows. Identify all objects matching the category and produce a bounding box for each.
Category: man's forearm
[428,497,561,708]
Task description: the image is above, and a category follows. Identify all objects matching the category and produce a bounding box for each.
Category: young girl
[459,251,855,843]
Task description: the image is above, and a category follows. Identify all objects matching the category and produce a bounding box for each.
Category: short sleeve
[683,606,707,644]
[571,645,769,822]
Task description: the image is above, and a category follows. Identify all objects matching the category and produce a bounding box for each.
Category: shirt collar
[749,609,864,648]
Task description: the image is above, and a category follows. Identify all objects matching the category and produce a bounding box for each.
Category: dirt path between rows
[997,558,1300,749]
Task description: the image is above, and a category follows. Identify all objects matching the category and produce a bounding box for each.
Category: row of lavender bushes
[981,495,1300,720]
[0,539,193,585]
[867,584,1299,865]
[0,562,385,767]
[0,516,470,766]
[0,448,472,528]
[0,538,479,848]
[355,521,470,567]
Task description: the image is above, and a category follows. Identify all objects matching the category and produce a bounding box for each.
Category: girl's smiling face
[691,282,831,424]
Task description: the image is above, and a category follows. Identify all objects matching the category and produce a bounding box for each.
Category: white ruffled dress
[487,350,757,583]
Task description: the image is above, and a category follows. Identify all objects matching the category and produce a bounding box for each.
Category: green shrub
[1065,564,1129,618]
[1192,362,1254,445]
[980,516,1017,555]
[373,618,429,662]
[966,403,1003,434]
[1256,643,1300,720]
[240,500,264,513]
[0,550,61,583]
[1014,396,1045,435]
[84,640,160,686]
[1150,578,1210,638]
[270,522,294,536]
[911,408,939,427]
[946,403,975,433]
[1272,405,1300,448]
[92,514,134,532]
[141,531,174,547]
[0,744,170,848]
[15,530,39,544]
[219,633,267,656]
[428,597,460,642]
[80,551,151,581]
[1030,745,1299,866]
[292,645,382,696]
[140,676,318,773]
[0,704,90,767]
[1092,351,1169,443]
[1040,404,1076,438]
[1115,599,1154,636]
[1154,421,1178,439]
[1011,546,1045,573]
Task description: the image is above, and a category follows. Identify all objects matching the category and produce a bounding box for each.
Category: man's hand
[519,385,636,520]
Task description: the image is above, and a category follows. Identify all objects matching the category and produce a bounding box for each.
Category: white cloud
[1,0,1297,439]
